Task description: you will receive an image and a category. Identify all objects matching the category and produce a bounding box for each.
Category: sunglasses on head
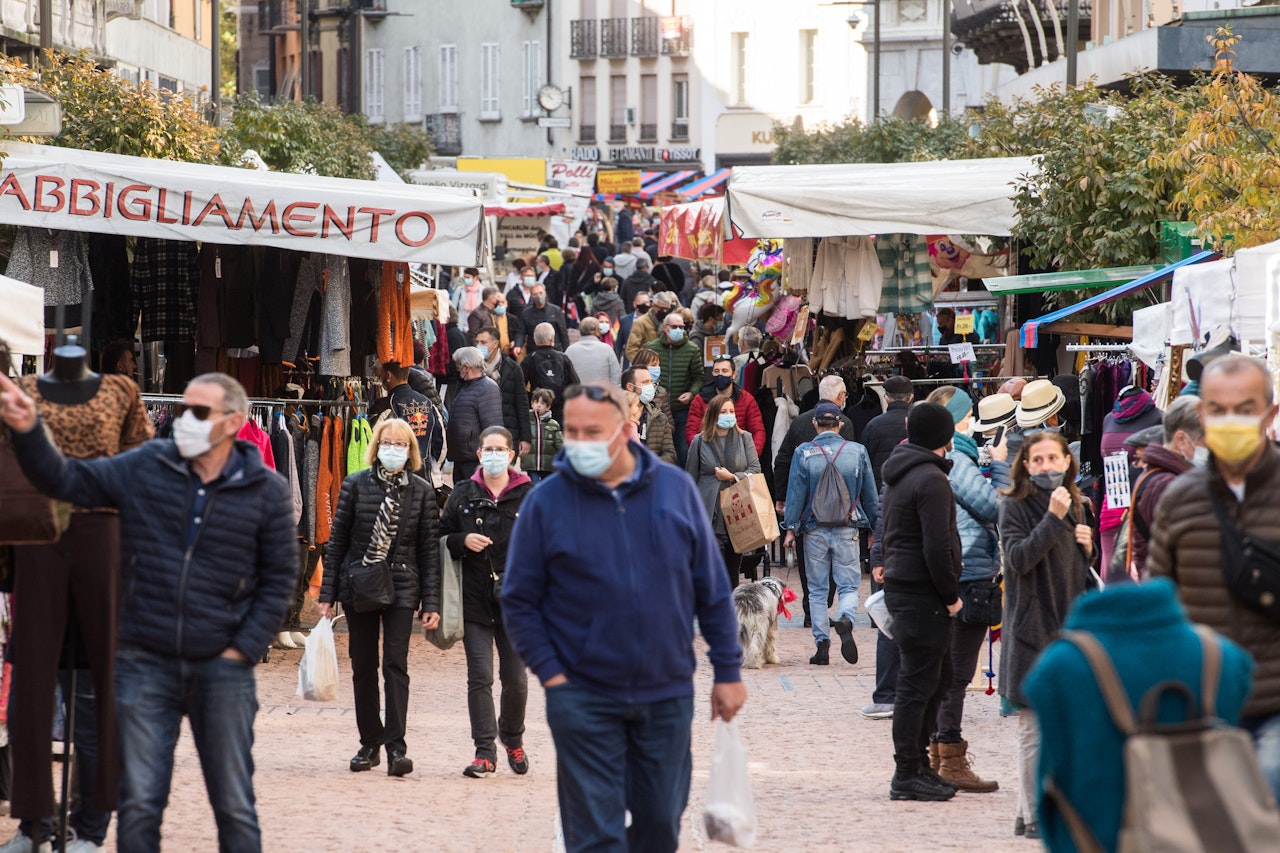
[564,383,627,416]
[175,404,233,421]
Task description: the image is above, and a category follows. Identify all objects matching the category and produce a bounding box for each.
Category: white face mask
[173,410,228,460]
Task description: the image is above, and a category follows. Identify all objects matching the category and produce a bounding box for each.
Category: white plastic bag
[865,589,893,639]
[296,616,339,702]
[703,720,757,848]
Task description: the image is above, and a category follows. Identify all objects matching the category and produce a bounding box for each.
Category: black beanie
[908,402,955,451]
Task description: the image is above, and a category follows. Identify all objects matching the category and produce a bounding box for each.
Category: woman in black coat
[319,418,441,778]
[439,425,535,779]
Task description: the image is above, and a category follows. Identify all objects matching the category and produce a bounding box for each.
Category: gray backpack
[808,444,854,527]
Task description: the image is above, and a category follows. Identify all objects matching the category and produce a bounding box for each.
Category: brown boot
[938,740,999,793]
[929,741,941,772]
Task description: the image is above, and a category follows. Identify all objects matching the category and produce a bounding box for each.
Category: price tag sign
[948,343,976,364]
[791,305,810,344]
[1104,452,1132,508]
[858,321,877,341]
[954,313,975,335]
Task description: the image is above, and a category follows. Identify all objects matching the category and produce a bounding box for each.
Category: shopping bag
[719,473,779,554]
[864,589,893,639]
[424,537,465,650]
[703,719,757,848]
[296,616,340,702]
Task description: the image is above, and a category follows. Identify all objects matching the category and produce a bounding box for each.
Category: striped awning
[677,168,731,199]
[637,170,697,200]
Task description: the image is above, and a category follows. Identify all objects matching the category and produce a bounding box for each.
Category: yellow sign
[597,170,643,195]
[954,313,976,335]
[858,321,877,341]
[456,158,547,196]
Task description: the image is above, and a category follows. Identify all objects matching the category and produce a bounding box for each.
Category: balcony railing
[580,124,597,143]
[631,16,659,56]
[425,113,462,156]
[671,119,689,141]
[600,18,628,58]
[639,123,657,142]
[609,123,627,143]
[570,19,598,59]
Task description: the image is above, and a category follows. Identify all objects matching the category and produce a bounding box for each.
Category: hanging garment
[87,233,131,348]
[258,249,303,366]
[784,237,816,293]
[876,234,934,314]
[319,256,352,377]
[197,244,259,349]
[6,229,94,328]
[129,238,200,343]
[283,254,324,368]
[236,419,276,470]
[315,415,336,545]
[347,415,372,474]
[377,262,415,367]
[810,236,883,319]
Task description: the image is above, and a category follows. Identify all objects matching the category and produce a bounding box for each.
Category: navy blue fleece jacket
[501,440,742,702]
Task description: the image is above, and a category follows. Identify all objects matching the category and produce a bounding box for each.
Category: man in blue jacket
[0,371,297,853]
[783,402,880,667]
[502,382,745,853]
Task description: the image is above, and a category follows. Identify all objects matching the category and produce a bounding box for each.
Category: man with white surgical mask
[0,371,297,853]
[1148,355,1280,804]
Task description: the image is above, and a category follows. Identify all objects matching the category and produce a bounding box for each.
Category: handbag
[346,559,395,613]
[1208,489,1280,623]
[958,574,1003,627]
[0,427,68,545]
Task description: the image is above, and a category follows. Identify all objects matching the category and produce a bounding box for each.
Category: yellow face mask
[1204,415,1265,466]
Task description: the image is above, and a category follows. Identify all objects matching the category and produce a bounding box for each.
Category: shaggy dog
[733,576,796,669]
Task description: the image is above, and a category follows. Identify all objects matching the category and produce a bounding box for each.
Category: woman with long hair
[319,418,441,778]
[999,430,1095,839]
[685,394,761,589]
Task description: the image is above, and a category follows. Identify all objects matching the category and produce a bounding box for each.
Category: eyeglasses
[175,404,233,421]
[379,440,411,450]
[564,384,627,416]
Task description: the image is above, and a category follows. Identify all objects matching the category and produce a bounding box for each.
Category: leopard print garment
[21,373,154,459]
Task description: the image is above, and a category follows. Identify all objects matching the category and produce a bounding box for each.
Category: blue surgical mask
[603,267,614,275]
[494,305,507,316]
[667,328,685,343]
[477,344,490,360]
[563,423,624,479]
[378,446,409,472]
[648,366,661,381]
[639,383,656,404]
[717,413,737,430]
[1192,445,1210,468]
[480,450,509,478]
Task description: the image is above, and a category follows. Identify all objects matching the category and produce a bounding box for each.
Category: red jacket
[685,384,766,455]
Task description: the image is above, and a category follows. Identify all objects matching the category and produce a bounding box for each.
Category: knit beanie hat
[908,402,955,451]
[942,388,973,425]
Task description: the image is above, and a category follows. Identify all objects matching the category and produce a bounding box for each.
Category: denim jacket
[782,431,880,533]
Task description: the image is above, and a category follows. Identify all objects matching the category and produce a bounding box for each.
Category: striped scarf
[363,465,406,567]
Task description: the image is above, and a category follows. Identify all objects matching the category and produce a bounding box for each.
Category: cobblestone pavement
[3,564,1039,852]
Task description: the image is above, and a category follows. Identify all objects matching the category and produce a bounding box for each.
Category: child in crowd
[521,389,563,483]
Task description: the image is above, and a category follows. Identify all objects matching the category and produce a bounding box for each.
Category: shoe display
[859,703,894,719]
[349,745,380,772]
[832,615,858,664]
[463,757,496,779]
[506,746,529,775]
[0,834,51,853]
[809,639,830,665]
[387,751,413,777]
[938,740,999,793]
[289,631,309,646]
[889,772,957,802]
[273,632,298,650]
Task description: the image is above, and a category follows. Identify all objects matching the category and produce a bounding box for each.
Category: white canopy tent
[726,156,1039,239]
[0,142,485,266]
[0,275,45,366]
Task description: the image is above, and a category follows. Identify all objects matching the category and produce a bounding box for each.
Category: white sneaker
[860,703,895,719]
[0,834,51,853]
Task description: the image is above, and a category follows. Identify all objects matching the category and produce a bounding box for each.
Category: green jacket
[647,336,704,411]
[640,403,677,465]
[521,411,564,473]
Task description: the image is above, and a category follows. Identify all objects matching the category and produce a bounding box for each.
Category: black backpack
[533,351,567,395]
[808,444,854,527]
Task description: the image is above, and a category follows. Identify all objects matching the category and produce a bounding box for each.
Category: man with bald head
[1148,355,1280,802]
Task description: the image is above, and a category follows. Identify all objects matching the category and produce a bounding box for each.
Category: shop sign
[597,170,643,195]
[661,147,700,162]
[571,146,601,162]
[496,216,549,257]
[547,159,597,231]
[608,147,656,163]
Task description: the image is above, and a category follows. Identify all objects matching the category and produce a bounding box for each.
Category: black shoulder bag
[1207,488,1280,622]
[951,489,1003,627]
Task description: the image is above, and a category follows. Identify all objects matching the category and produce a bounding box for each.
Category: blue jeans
[804,526,861,644]
[1245,712,1280,804]
[545,682,694,853]
[114,647,261,853]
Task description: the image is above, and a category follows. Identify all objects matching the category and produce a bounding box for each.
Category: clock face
[538,85,564,111]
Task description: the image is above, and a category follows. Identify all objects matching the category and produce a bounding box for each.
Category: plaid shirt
[130,238,200,342]
[875,234,933,314]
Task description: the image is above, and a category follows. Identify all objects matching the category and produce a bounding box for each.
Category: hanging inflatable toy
[724,240,783,343]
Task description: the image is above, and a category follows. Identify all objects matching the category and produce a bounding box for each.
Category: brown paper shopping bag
[719,473,780,554]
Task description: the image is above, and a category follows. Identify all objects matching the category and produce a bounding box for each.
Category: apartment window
[639,73,657,142]
[403,47,422,122]
[253,63,270,100]
[364,48,385,123]
[439,45,458,113]
[522,41,544,117]
[800,30,818,104]
[672,74,689,140]
[609,74,627,143]
[731,32,749,106]
[580,76,597,142]
[480,43,501,119]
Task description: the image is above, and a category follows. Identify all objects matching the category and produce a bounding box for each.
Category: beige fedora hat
[972,392,1018,434]
[1015,380,1066,429]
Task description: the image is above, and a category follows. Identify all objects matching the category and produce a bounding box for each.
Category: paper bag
[719,473,779,554]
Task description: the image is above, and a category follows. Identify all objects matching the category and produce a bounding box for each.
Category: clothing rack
[1064,344,1132,353]
[140,393,358,408]
[872,344,1007,354]
[862,375,1044,387]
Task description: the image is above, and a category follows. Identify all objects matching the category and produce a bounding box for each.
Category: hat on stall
[1124,425,1165,449]
[972,393,1018,434]
[1016,380,1066,429]
[883,375,914,397]
[908,402,956,451]
[813,402,843,425]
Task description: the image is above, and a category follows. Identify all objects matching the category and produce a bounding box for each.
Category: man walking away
[880,402,964,802]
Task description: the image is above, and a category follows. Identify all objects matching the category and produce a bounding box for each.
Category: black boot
[350,745,380,772]
[890,769,956,802]
[810,639,830,665]
[387,750,414,777]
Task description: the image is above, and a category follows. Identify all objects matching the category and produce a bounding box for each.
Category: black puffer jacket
[487,355,533,444]
[446,376,504,463]
[320,466,442,614]
[860,401,911,489]
[439,471,533,624]
[880,442,962,606]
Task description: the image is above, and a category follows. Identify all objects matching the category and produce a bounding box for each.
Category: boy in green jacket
[522,389,564,483]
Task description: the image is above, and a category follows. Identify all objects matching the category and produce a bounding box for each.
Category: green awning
[986,265,1162,295]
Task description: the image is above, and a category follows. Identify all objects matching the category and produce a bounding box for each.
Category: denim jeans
[462,617,528,763]
[114,646,260,853]
[795,534,835,623]
[885,589,953,776]
[804,526,860,644]
[1244,711,1280,804]
[544,682,694,853]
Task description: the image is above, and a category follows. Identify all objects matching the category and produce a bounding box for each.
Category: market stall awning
[726,156,1039,238]
[986,265,1162,295]
[1019,251,1219,347]
[677,168,731,200]
[658,197,754,266]
[637,170,697,200]
[484,201,566,217]
[0,142,486,266]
